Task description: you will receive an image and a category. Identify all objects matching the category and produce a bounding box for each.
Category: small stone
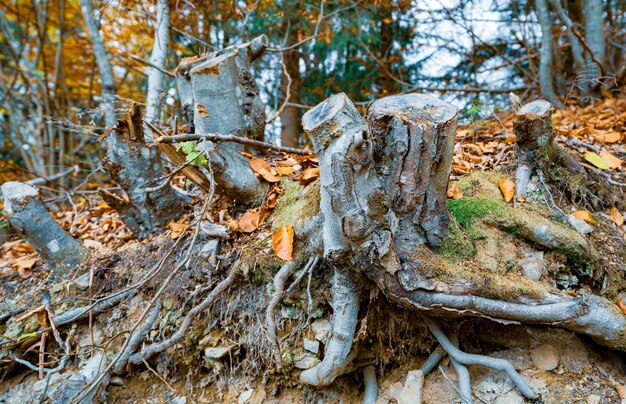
[200,239,219,259]
[171,397,186,404]
[519,252,545,281]
[109,376,124,386]
[281,305,302,320]
[586,394,601,404]
[303,338,319,354]
[568,215,593,234]
[238,389,254,404]
[74,272,91,290]
[294,356,319,369]
[398,370,424,404]
[311,318,331,341]
[531,344,559,370]
[204,346,233,359]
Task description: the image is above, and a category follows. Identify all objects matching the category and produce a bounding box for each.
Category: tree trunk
[1,181,84,272]
[583,0,605,82]
[101,104,182,239]
[535,0,563,107]
[78,0,116,128]
[280,48,302,148]
[171,36,270,205]
[144,0,170,126]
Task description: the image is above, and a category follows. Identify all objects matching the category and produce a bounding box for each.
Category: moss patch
[270,180,320,230]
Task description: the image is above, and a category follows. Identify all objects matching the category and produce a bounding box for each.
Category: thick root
[363,365,378,404]
[299,267,360,386]
[266,261,298,368]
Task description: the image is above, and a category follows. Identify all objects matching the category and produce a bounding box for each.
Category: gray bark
[78,0,116,128]
[144,0,170,126]
[583,0,606,81]
[172,36,270,205]
[535,0,563,107]
[1,181,84,272]
[101,104,182,238]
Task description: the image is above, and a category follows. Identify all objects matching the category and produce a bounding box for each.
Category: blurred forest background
[0,0,625,177]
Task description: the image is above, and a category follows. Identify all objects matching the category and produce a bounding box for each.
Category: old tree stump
[295,93,626,397]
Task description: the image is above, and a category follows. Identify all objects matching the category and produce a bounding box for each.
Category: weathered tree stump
[169,36,270,205]
[1,181,84,272]
[101,104,182,239]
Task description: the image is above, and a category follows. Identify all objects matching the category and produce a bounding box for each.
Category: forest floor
[1,96,625,403]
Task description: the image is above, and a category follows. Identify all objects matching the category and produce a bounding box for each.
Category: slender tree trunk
[279,0,302,148]
[145,0,170,126]
[583,0,606,82]
[535,0,563,107]
[79,0,116,128]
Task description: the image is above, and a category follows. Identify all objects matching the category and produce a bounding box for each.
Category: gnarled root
[362,365,378,404]
[299,267,360,386]
[113,299,161,374]
[424,316,537,399]
[266,261,298,368]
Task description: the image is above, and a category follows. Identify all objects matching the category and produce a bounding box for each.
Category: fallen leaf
[572,210,596,224]
[250,158,280,183]
[275,166,295,176]
[446,184,464,200]
[300,167,320,185]
[599,150,623,169]
[272,225,294,261]
[595,132,622,143]
[618,299,626,315]
[498,178,515,202]
[616,384,626,400]
[584,152,610,170]
[167,221,188,239]
[14,257,37,271]
[611,207,624,226]
[238,211,261,233]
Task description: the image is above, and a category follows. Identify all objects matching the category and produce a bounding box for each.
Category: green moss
[436,216,475,262]
[270,180,320,230]
[446,197,506,228]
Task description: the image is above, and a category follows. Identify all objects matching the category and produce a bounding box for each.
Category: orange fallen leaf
[618,299,626,315]
[611,207,624,226]
[595,132,622,143]
[167,222,188,239]
[498,179,515,202]
[238,210,261,233]
[616,384,626,399]
[272,225,295,261]
[446,184,463,200]
[300,167,320,185]
[275,166,295,176]
[599,150,623,169]
[250,158,280,183]
[572,210,596,224]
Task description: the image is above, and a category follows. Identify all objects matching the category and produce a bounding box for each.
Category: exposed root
[285,256,320,299]
[420,345,444,375]
[128,269,238,364]
[424,316,537,399]
[113,299,161,375]
[299,267,360,386]
[266,260,298,369]
[514,164,531,198]
[362,365,378,404]
[450,358,473,404]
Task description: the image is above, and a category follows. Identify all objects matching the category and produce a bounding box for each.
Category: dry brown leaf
[616,384,626,399]
[167,221,188,239]
[300,167,320,185]
[595,132,622,143]
[498,178,515,202]
[618,299,626,315]
[611,207,624,226]
[275,166,295,176]
[249,158,280,183]
[272,225,294,261]
[572,210,596,224]
[238,210,261,233]
[446,184,464,200]
[599,150,623,169]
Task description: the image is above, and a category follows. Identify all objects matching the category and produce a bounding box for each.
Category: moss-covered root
[300,267,360,386]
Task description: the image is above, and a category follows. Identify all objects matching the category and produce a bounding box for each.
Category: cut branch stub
[513,100,556,166]
[302,93,389,263]
[102,104,182,239]
[367,94,458,250]
[1,181,84,272]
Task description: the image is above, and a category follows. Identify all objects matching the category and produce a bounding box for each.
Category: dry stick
[266,260,299,368]
[27,165,79,186]
[127,269,238,364]
[423,316,537,399]
[362,365,378,404]
[285,257,319,298]
[564,137,601,153]
[71,189,215,403]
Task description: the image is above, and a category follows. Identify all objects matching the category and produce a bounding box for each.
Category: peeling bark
[101,104,182,238]
[1,181,84,272]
